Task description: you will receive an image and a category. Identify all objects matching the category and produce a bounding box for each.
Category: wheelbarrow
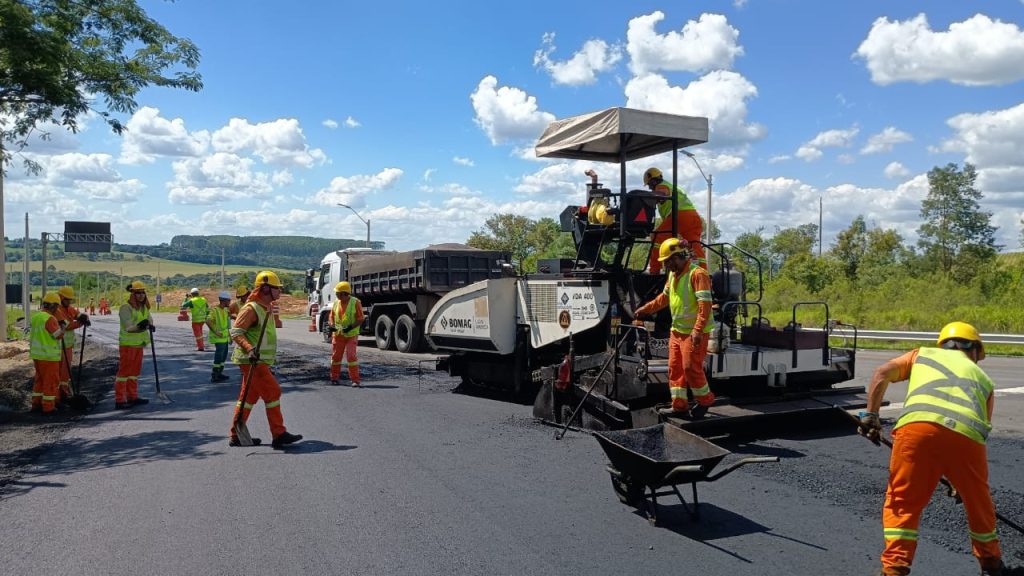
[594,424,779,524]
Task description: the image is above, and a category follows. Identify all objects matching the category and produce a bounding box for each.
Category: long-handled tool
[556,326,633,440]
[75,324,87,394]
[60,330,93,411]
[233,306,272,447]
[841,408,1024,535]
[148,326,173,404]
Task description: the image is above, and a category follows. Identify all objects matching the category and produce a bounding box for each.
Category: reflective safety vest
[29,311,61,361]
[655,181,697,222]
[190,296,209,323]
[231,302,277,366]
[332,298,361,337]
[665,263,715,336]
[119,305,151,347]
[895,347,994,444]
[58,306,77,349]
[208,306,231,344]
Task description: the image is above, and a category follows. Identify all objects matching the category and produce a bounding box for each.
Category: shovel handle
[233,304,272,433]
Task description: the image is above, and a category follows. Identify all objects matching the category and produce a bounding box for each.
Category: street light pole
[682,151,713,246]
[337,203,371,248]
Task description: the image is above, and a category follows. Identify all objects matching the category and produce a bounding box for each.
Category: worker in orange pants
[860,322,1007,576]
[328,281,365,387]
[30,293,67,414]
[55,286,89,403]
[114,281,153,409]
[634,238,715,416]
[643,167,705,274]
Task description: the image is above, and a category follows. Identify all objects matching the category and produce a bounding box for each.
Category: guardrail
[814,328,1024,346]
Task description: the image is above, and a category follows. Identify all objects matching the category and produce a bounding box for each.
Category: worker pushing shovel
[228,270,302,449]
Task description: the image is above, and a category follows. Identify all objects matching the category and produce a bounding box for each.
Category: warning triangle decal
[634,210,648,223]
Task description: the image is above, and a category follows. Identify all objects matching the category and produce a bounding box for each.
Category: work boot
[228,437,262,447]
[131,398,149,406]
[115,402,132,410]
[215,373,230,382]
[981,560,1006,576]
[351,381,362,388]
[271,431,303,449]
[690,404,709,419]
[329,380,340,386]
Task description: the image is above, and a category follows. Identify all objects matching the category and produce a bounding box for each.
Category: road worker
[55,286,90,403]
[206,291,233,383]
[644,167,705,274]
[114,281,153,409]
[860,322,1008,576]
[633,238,715,417]
[88,299,96,315]
[228,271,302,449]
[29,293,67,414]
[98,297,110,315]
[328,281,365,387]
[180,287,208,351]
[229,285,249,320]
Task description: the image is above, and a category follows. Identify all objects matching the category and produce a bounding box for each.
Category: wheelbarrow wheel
[609,470,643,506]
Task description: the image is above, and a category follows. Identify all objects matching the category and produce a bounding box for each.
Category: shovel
[60,330,93,411]
[233,305,272,447]
[842,408,1024,535]
[148,326,173,404]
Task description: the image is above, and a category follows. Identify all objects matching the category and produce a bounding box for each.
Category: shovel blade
[67,395,93,412]
[233,420,255,447]
[156,391,174,404]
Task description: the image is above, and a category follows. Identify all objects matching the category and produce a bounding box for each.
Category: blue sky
[5,0,1024,253]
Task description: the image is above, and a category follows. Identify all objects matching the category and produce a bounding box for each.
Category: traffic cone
[177,309,190,321]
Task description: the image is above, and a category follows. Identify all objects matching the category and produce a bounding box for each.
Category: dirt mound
[159,288,308,317]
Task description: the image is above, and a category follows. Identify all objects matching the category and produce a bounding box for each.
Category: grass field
[5,252,304,277]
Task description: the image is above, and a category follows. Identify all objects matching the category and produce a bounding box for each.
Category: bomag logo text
[448,318,473,329]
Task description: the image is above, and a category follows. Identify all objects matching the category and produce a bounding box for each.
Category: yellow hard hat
[126,280,147,292]
[58,286,75,300]
[937,321,985,360]
[42,292,61,305]
[255,270,283,288]
[643,167,662,186]
[335,281,351,294]
[236,285,249,297]
[657,237,691,262]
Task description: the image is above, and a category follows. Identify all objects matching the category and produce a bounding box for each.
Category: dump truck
[423,107,863,432]
[305,244,511,353]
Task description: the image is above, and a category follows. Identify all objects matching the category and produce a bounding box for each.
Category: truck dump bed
[348,243,509,297]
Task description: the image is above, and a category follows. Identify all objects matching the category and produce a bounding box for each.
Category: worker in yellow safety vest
[206,291,233,383]
[54,286,90,403]
[114,281,153,409]
[328,281,365,387]
[30,293,67,414]
[181,287,208,351]
[644,167,705,274]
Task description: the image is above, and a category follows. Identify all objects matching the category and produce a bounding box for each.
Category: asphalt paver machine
[426,107,865,432]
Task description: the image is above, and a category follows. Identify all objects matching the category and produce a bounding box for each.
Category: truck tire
[374,315,395,351]
[394,314,422,353]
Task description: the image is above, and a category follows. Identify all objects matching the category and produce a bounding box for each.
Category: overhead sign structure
[63,221,113,253]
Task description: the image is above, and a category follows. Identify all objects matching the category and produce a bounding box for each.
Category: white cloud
[795,127,859,162]
[884,161,910,179]
[452,156,474,167]
[837,154,855,165]
[768,154,791,164]
[211,117,327,168]
[42,153,121,184]
[120,107,209,164]
[78,179,146,203]
[533,32,623,86]
[624,70,765,145]
[855,13,1024,86]
[627,12,744,75]
[470,76,556,145]
[861,126,913,154]
[422,168,436,181]
[322,119,339,129]
[167,152,275,205]
[307,168,404,207]
[345,116,361,128]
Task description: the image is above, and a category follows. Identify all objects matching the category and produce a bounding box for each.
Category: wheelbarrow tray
[594,424,729,487]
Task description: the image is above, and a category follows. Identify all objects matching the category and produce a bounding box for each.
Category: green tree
[467,213,535,269]
[769,223,818,272]
[831,215,868,280]
[917,163,998,279]
[0,0,202,169]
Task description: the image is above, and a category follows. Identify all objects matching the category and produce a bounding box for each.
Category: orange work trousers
[191,322,205,351]
[230,363,287,440]
[880,422,1001,575]
[649,210,705,274]
[331,334,361,383]
[59,346,75,400]
[115,345,145,404]
[32,360,60,413]
[667,331,713,412]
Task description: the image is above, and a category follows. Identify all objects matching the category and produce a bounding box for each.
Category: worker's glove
[58,320,67,328]
[136,319,150,331]
[148,324,156,333]
[858,412,882,446]
[77,313,91,327]
[632,319,646,327]
[690,332,703,347]
[327,326,337,333]
[340,324,352,333]
[247,349,260,363]
[943,481,963,504]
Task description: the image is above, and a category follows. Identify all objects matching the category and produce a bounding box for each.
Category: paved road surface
[2,313,1022,576]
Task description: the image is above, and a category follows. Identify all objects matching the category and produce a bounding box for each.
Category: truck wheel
[374,315,395,351]
[394,314,421,353]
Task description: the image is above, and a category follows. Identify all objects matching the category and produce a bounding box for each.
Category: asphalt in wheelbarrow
[594,424,730,487]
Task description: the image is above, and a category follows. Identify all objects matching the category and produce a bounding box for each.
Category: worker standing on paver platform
[29,293,67,414]
[328,281,364,387]
[114,281,153,409]
[633,237,715,417]
[860,321,1008,576]
[206,291,232,383]
[228,271,302,449]
[180,287,208,351]
[644,167,705,274]
[55,286,90,403]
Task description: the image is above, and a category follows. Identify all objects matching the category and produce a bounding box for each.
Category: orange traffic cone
[308,304,319,331]
[177,309,190,321]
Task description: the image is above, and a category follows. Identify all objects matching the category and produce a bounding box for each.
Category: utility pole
[23,213,30,327]
[1,137,7,340]
[818,196,823,257]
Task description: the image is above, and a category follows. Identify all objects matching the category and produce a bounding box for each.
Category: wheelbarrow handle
[704,456,780,482]
[663,464,706,486]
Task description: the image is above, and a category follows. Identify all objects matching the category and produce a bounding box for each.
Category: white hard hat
[190,287,200,295]
[218,290,231,300]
